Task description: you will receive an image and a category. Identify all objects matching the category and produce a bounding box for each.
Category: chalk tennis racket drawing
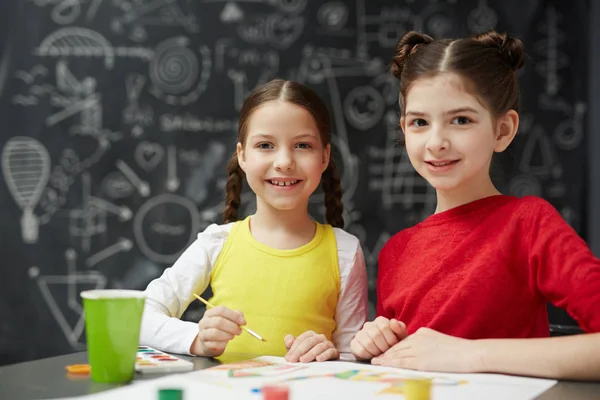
[2,137,51,243]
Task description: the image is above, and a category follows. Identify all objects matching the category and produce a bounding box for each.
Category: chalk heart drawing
[267,14,304,49]
[135,141,164,171]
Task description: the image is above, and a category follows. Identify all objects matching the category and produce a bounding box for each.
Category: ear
[322,143,331,173]
[399,116,407,135]
[236,142,246,172]
[494,110,519,153]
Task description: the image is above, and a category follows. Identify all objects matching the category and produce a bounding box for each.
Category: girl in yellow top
[140,79,368,362]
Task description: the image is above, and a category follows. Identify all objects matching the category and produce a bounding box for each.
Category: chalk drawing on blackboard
[29,249,106,348]
[2,137,50,244]
[166,145,180,192]
[111,0,199,42]
[15,66,49,85]
[86,238,133,268]
[149,38,212,105]
[102,171,135,199]
[124,73,154,137]
[508,174,543,198]
[12,67,54,107]
[69,173,105,252]
[216,39,280,72]
[519,125,557,177]
[135,141,164,172]
[535,5,569,97]
[343,86,385,131]
[368,110,436,214]
[133,194,201,264]
[317,2,349,32]
[229,69,277,111]
[221,1,244,23]
[116,159,150,197]
[553,102,586,151]
[467,0,498,33]
[273,0,307,14]
[561,207,577,228]
[0,43,11,98]
[237,14,304,49]
[184,141,226,204]
[34,27,115,69]
[86,0,104,20]
[31,0,82,25]
[356,1,419,55]
[420,3,456,39]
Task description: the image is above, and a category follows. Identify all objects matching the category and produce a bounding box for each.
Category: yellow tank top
[208,216,340,357]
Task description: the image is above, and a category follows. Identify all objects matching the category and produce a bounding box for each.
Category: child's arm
[374,198,600,380]
[139,224,228,355]
[331,232,369,360]
[373,327,600,380]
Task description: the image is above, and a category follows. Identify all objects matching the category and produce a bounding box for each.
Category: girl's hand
[350,317,408,360]
[284,331,339,363]
[190,305,245,357]
[372,327,483,372]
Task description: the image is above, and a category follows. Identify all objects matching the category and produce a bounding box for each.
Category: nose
[273,149,295,171]
[426,125,449,153]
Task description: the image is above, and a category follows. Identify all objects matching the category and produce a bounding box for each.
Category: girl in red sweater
[350,30,600,380]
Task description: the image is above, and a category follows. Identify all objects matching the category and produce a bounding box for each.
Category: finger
[201,341,226,356]
[366,327,392,353]
[284,334,295,350]
[198,328,236,342]
[390,319,408,339]
[376,324,401,348]
[286,332,320,362]
[372,355,415,369]
[351,340,374,360]
[204,305,246,325]
[200,316,242,336]
[356,334,384,358]
[316,347,339,362]
[299,342,334,363]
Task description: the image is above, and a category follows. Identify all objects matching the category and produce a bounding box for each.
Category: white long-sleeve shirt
[139,222,368,359]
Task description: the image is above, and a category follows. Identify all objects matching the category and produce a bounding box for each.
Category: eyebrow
[405,107,480,117]
[250,133,318,140]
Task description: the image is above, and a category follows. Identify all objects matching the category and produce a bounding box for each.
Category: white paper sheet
[54,356,557,400]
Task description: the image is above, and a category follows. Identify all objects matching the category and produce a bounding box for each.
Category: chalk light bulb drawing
[2,137,50,243]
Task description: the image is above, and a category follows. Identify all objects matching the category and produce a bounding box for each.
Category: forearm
[475,333,600,380]
[140,304,199,355]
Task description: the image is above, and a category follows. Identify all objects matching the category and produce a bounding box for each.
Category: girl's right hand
[350,317,408,361]
[190,305,246,357]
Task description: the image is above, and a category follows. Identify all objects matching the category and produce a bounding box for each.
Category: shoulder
[380,226,418,258]
[503,196,562,224]
[332,227,361,262]
[195,222,236,248]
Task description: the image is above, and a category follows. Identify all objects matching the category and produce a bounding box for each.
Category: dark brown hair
[390,30,525,118]
[223,79,344,228]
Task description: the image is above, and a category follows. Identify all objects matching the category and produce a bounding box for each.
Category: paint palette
[135,346,194,374]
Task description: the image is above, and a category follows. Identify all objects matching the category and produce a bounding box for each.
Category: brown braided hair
[223,79,344,227]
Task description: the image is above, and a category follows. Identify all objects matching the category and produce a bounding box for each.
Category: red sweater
[377,195,600,338]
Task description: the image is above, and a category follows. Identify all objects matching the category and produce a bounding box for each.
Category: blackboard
[0,0,589,365]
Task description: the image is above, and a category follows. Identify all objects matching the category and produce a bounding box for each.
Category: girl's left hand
[371,328,483,373]
[284,330,339,363]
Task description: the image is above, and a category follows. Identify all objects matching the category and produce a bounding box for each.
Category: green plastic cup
[81,289,146,383]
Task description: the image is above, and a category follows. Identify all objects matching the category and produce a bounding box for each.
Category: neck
[434,172,501,214]
[251,198,314,233]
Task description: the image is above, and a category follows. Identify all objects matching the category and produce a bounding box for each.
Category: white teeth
[431,161,454,166]
[269,180,298,186]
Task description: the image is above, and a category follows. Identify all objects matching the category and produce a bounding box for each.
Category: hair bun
[473,30,525,71]
[390,31,434,78]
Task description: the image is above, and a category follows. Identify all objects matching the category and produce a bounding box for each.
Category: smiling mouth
[266,179,301,187]
[426,160,459,167]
